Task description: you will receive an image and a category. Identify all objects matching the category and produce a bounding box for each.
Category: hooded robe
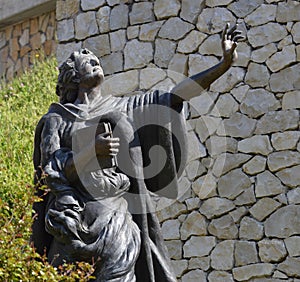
[32,90,188,282]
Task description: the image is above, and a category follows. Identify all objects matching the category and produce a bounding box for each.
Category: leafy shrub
[0,57,94,281]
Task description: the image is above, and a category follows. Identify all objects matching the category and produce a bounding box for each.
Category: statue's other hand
[221,23,245,66]
[95,133,120,157]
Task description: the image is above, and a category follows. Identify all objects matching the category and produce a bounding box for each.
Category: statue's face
[75,53,104,87]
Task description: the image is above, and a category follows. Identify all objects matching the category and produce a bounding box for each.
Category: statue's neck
[75,86,101,106]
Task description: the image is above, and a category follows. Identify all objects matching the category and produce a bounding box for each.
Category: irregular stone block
[197,7,235,34]
[165,240,183,260]
[96,6,111,33]
[83,34,110,58]
[208,214,238,239]
[245,62,270,87]
[255,110,299,134]
[277,257,300,277]
[181,0,205,23]
[276,1,300,23]
[212,153,251,177]
[208,271,234,282]
[211,94,239,118]
[282,91,300,110]
[183,236,216,257]
[233,263,274,281]
[188,54,219,76]
[198,34,221,56]
[287,188,300,205]
[101,52,123,75]
[244,4,276,26]
[218,168,252,200]
[171,259,188,278]
[248,23,287,48]
[154,38,176,68]
[270,63,300,92]
[182,269,206,282]
[139,21,163,42]
[158,17,194,40]
[291,22,300,43]
[192,173,217,200]
[250,198,281,221]
[81,0,105,11]
[258,239,287,263]
[266,45,296,72]
[251,43,277,63]
[234,186,256,206]
[154,0,180,19]
[243,156,266,175]
[228,0,264,18]
[255,171,285,198]
[161,219,181,240]
[218,112,256,138]
[129,2,154,25]
[240,88,280,118]
[180,211,207,240]
[238,135,273,156]
[140,66,166,90]
[75,11,99,40]
[199,197,235,219]
[124,39,153,69]
[56,0,80,21]
[268,151,300,172]
[211,240,234,270]
[276,165,300,188]
[235,241,258,267]
[57,19,74,42]
[265,205,300,238]
[284,236,300,257]
[178,30,207,54]
[110,4,128,31]
[239,217,264,240]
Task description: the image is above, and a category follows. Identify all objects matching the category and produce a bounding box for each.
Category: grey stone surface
[129,2,154,25]
[265,205,300,238]
[218,168,252,200]
[255,171,285,198]
[211,240,234,270]
[240,88,280,118]
[110,4,128,31]
[200,197,235,219]
[235,241,259,266]
[158,17,194,41]
[183,236,216,258]
[239,217,264,241]
[208,214,238,239]
[75,12,98,40]
[124,39,153,70]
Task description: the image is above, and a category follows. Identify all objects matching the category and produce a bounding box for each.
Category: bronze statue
[32,24,243,281]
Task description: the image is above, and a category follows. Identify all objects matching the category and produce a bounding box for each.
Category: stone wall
[56,0,300,281]
[0,10,56,81]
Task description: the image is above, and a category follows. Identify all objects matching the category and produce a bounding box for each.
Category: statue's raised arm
[171,23,245,102]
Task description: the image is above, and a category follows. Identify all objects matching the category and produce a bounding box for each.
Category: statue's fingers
[233,35,245,42]
[109,148,119,156]
[222,22,230,42]
[227,24,237,39]
[109,141,120,148]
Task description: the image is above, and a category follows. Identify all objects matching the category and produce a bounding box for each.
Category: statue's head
[56,49,104,104]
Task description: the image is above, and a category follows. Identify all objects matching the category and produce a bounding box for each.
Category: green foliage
[0,58,94,281]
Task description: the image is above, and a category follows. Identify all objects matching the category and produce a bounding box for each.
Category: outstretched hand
[222,23,245,66]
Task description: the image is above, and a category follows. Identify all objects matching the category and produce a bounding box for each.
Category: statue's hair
[56,49,95,104]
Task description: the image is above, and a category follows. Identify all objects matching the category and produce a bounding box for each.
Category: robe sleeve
[39,114,73,194]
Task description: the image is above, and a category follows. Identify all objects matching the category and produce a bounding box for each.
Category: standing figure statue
[31,24,243,281]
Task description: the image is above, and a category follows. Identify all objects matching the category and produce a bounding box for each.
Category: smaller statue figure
[31,23,243,281]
